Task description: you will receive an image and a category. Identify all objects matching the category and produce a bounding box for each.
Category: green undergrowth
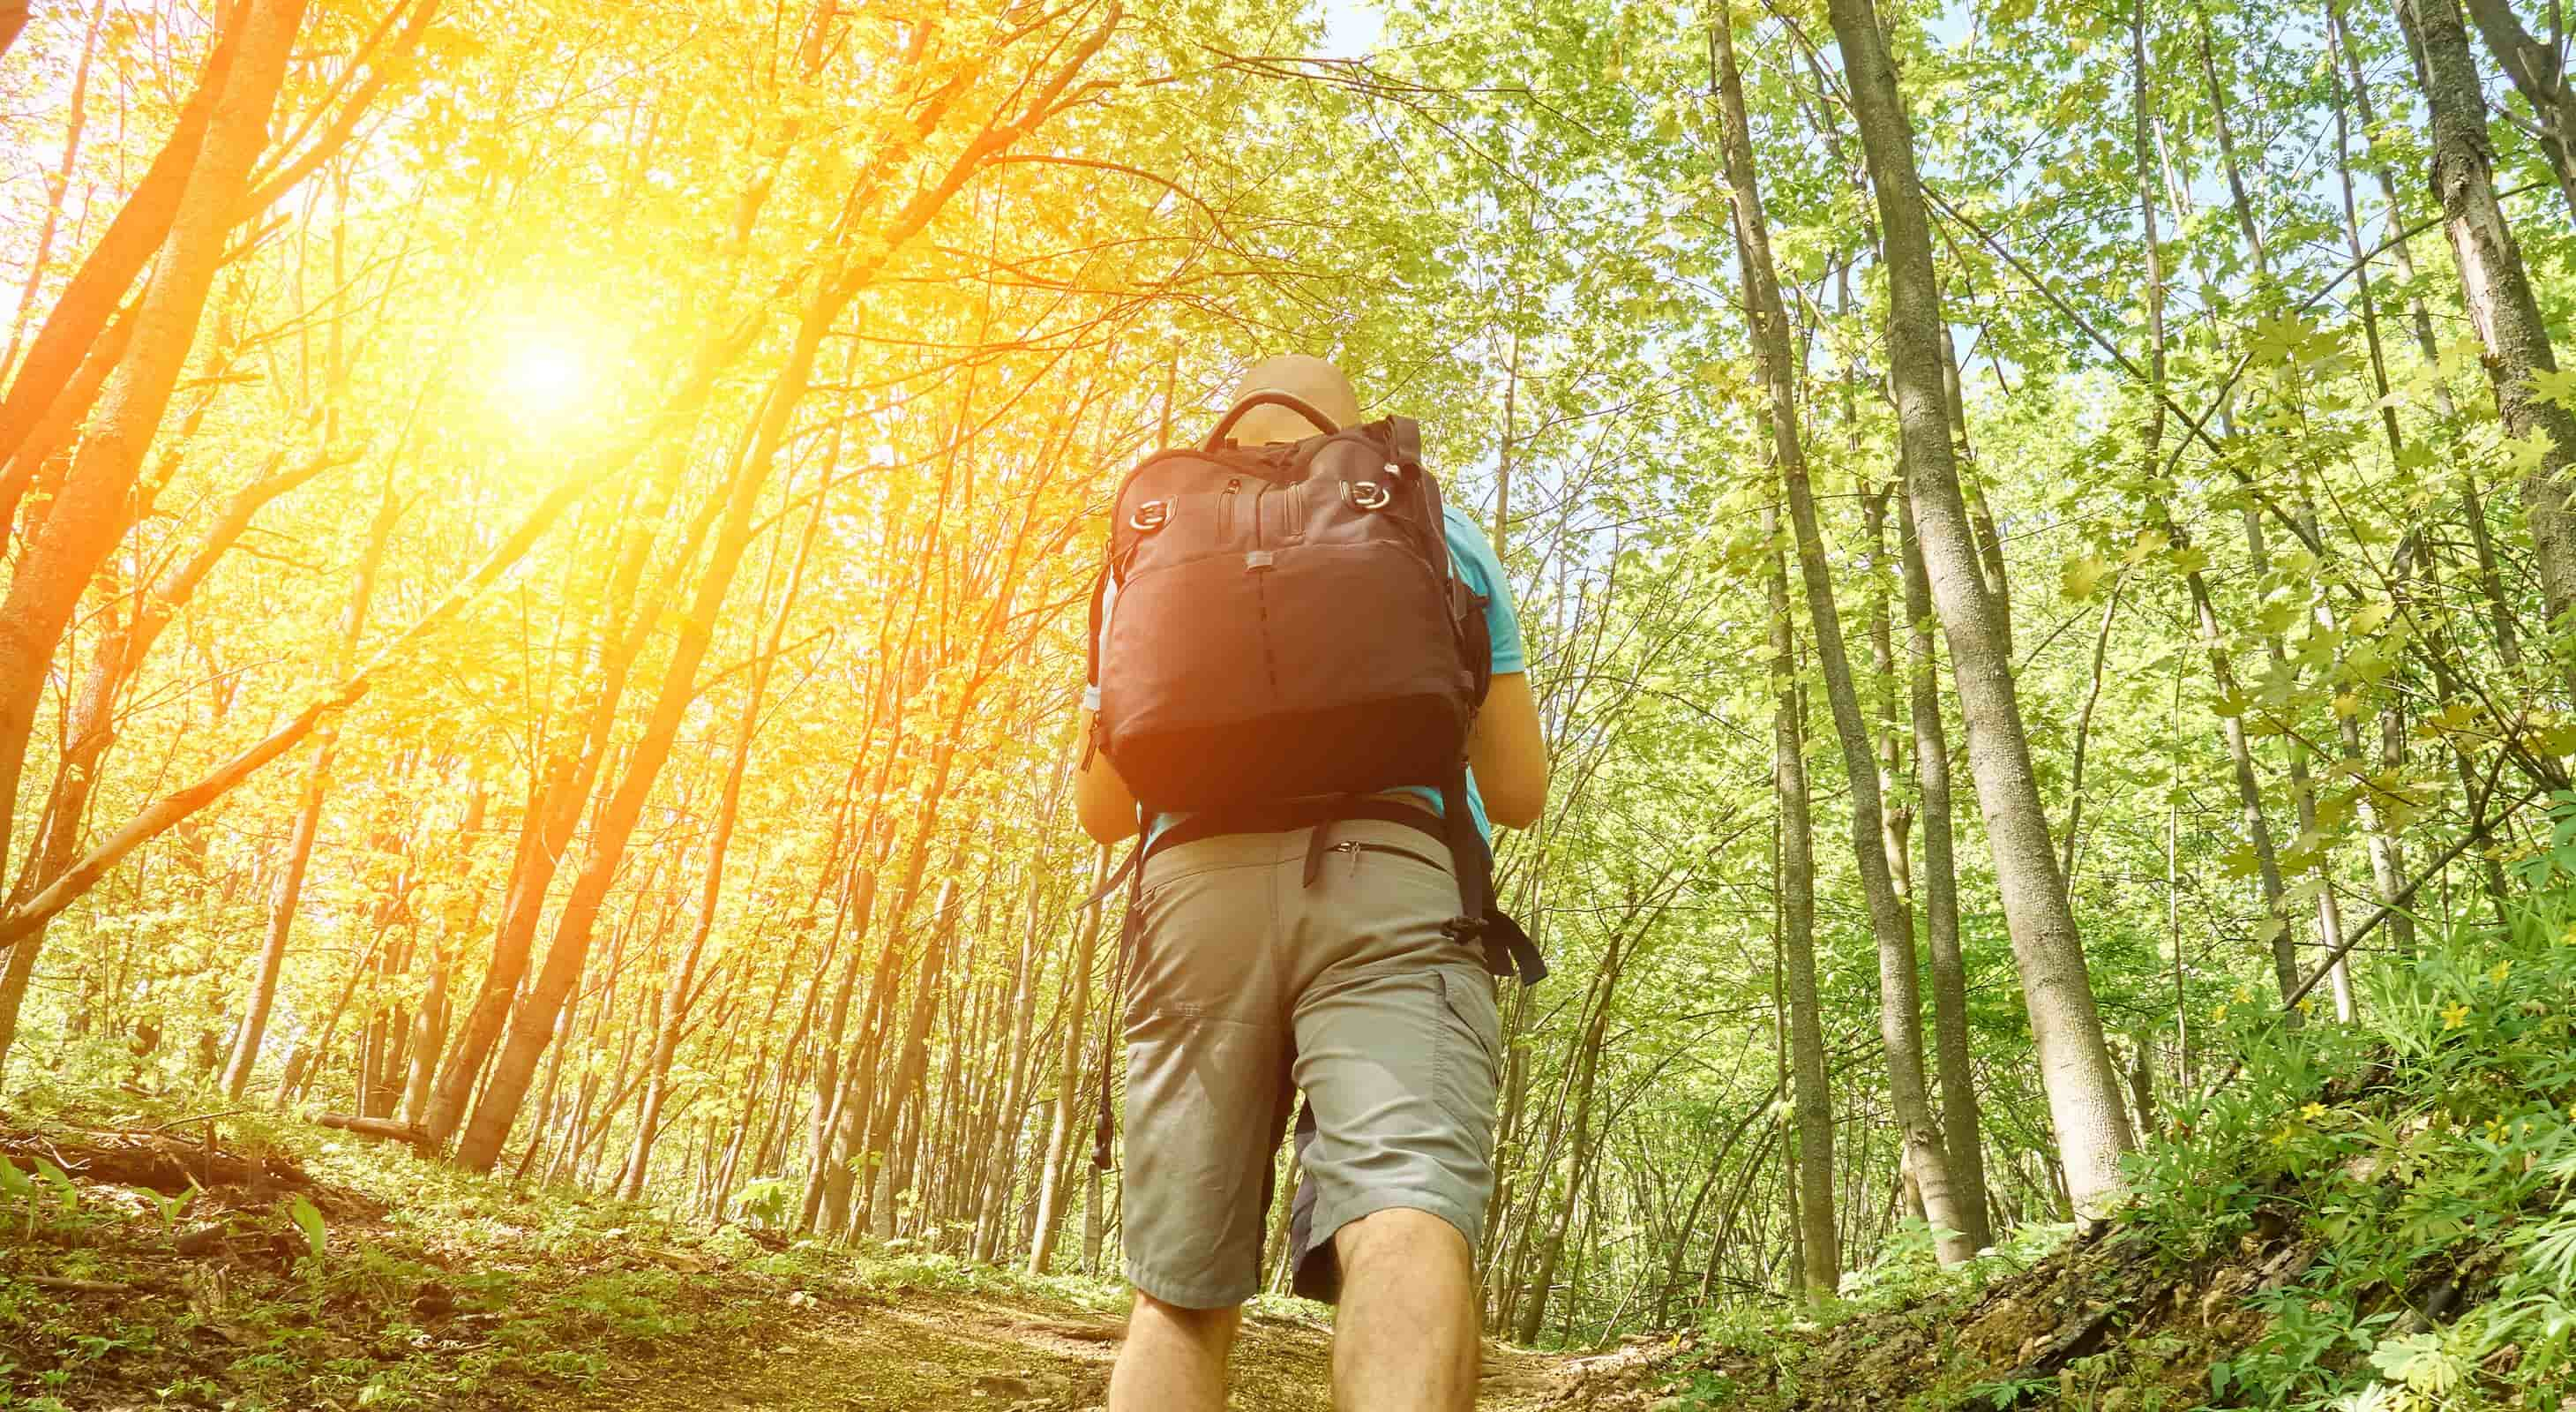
[1668,867,2576,1412]
[0,1078,1127,1410]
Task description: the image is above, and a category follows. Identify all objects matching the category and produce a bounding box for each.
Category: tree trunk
[1714,6,1970,1264]
[2460,0,2576,221]
[618,491,823,1200]
[1515,933,1621,1344]
[864,879,961,1237]
[1764,511,1843,1293]
[451,309,827,1173]
[2400,0,2576,688]
[2324,0,2419,959]
[0,0,304,901]
[221,481,399,1098]
[973,865,1049,1261]
[423,455,697,1144]
[1898,494,1991,1250]
[1027,850,1106,1273]
[1823,0,2136,1214]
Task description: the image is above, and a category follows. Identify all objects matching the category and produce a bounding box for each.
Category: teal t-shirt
[1085,503,1525,846]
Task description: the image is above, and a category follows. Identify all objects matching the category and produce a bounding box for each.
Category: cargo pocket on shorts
[1432,966,1501,1129]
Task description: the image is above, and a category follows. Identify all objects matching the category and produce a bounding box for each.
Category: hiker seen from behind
[1076,354,1550,1412]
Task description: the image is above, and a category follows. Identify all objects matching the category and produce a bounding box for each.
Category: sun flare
[493,333,597,425]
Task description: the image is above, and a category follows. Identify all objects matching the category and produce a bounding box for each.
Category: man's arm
[1074,710,1141,845]
[1469,672,1547,829]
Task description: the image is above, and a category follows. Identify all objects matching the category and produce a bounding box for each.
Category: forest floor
[0,1081,1647,1411]
[19,914,2575,1410]
[585,1281,1621,1412]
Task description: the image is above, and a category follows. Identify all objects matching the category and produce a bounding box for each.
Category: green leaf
[2503,427,2556,476]
[2061,552,2111,600]
[31,1159,78,1214]
[0,1156,27,1202]
[2529,364,2576,410]
[287,1195,327,1261]
[2369,1332,2467,1393]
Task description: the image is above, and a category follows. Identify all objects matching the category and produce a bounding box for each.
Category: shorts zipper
[1327,839,1444,875]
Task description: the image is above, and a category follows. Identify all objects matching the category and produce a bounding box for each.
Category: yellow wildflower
[2490,960,2514,984]
[2301,1102,2329,1122]
[2443,1001,2471,1029]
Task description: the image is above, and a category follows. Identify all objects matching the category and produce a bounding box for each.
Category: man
[1075,354,1548,1412]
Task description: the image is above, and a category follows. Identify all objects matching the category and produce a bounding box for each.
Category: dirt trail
[595,1287,1654,1412]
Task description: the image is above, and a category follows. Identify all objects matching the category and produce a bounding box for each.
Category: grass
[1664,848,2576,1412]
[0,1072,1138,1411]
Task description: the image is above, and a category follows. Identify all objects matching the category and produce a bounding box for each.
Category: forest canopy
[2,0,2573,1347]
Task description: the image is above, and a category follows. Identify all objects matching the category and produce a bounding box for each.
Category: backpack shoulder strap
[1386,415,1422,469]
[1084,561,1110,691]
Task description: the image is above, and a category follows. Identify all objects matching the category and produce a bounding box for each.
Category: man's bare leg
[1332,1208,1481,1412]
[1108,1294,1240,1412]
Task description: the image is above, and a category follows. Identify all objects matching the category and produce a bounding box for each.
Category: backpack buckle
[1343,481,1390,511]
[1129,500,1170,532]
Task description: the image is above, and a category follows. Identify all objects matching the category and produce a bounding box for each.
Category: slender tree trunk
[973,867,1047,1261]
[864,879,960,1236]
[221,483,399,1097]
[2325,8,2419,958]
[1,0,106,384]
[2195,1,2272,278]
[1516,934,1621,1344]
[2460,0,2576,221]
[453,309,827,1173]
[1718,5,1969,1261]
[618,492,823,1199]
[1899,493,1990,1250]
[2400,0,2576,680]
[1764,503,1843,1293]
[1823,0,2136,1213]
[1027,849,1106,1273]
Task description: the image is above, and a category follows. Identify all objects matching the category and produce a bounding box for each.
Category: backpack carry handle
[1204,391,1340,450]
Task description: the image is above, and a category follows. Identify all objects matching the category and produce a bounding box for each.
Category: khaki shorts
[1120,819,1503,1310]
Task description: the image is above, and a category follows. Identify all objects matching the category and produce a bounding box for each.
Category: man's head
[1226,355,1363,444]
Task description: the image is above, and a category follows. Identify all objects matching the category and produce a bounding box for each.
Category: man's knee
[1129,1288,1245,1343]
[1335,1205,1473,1283]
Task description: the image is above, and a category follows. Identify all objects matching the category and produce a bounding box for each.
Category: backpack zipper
[1220,476,1242,543]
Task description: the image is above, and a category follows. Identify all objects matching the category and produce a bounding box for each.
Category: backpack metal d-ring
[1342,481,1390,511]
[1129,500,1170,531]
